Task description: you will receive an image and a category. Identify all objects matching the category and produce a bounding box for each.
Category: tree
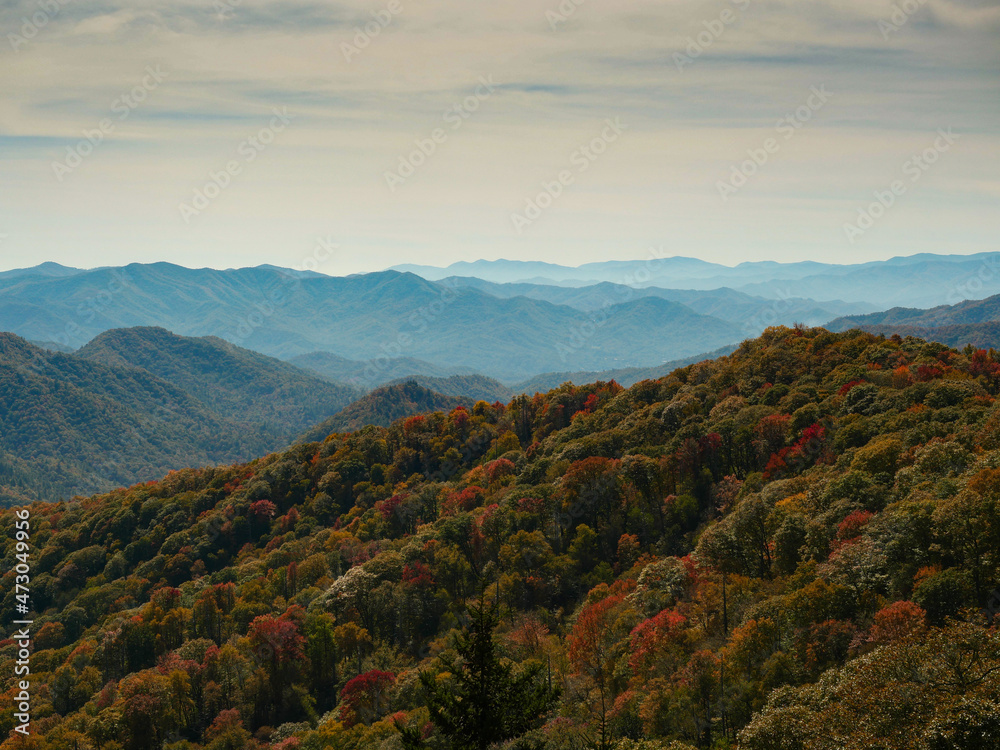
[305,612,339,707]
[247,609,309,724]
[339,669,396,726]
[568,586,634,749]
[413,596,559,749]
[204,709,258,750]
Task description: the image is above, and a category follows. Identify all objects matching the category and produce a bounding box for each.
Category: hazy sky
[1,0,998,275]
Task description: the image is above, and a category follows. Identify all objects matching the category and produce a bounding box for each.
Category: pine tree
[408,597,559,749]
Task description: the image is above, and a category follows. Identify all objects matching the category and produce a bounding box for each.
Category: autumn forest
[1,326,998,750]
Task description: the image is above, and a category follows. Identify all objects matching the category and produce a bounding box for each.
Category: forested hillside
[2,327,998,750]
[0,330,357,503]
[0,334,266,503]
[78,328,359,438]
[829,294,1000,351]
[298,382,471,441]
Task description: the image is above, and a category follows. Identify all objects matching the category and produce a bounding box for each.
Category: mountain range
[393,253,1000,307]
[3,255,998,386]
[0,263,749,379]
[9,255,1000,502]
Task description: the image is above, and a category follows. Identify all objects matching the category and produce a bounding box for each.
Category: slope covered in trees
[828,294,1000,351]
[298,381,471,441]
[78,328,359,439]
[0,330,357,503]
[0,333,265,503]
[2,327,999,750]
[385,374,514,403]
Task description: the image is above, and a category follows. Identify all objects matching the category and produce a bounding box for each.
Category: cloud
[0,0,996,273]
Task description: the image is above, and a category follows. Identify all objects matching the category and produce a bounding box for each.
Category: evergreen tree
[409,596,560,749]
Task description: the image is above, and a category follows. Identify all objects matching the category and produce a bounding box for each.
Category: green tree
[412,597,559,750]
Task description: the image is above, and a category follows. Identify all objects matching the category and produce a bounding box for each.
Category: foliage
[3,327,1000,749]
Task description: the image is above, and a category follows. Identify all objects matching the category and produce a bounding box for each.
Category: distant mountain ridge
[0,263,746,379]
[3,255,998,383]
[828,294,1000,330]
[289,351,477,389]
[393,253,1000,307]
[0,261,85,280]
[510,344,739,393]
[385,373,514,402]
[445,276,868,329]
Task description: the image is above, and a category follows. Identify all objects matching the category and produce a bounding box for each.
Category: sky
[0,0,998,276]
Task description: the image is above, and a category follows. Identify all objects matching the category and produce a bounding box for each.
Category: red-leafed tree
[339,669,396,727]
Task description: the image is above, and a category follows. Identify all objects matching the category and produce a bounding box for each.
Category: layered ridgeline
[0,329,358,503]
[393,253,1000,307]
[3,327,999,749]
[0,264,747,379]
[829,292,1000,351]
